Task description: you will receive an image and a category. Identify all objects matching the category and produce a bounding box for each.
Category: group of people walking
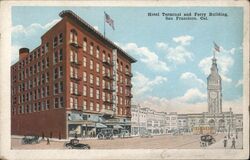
[223,134,238,149]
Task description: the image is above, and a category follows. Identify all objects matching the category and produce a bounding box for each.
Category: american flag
[104,12,115,30]
[213,42,220,52]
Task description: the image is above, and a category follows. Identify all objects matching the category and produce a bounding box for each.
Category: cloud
[132,72,167,97]
[156,36,193,64]
[180,72,206,87]
[137,95,243,114]
[156,42,168,50]
[165,45,193,64]
[12,19,61,36]
[198,54,234,82]
[119,43,170,72]
[172,35,194,46]
[235,79,243,87]
[11,44,22,64]
[174,88,206,103]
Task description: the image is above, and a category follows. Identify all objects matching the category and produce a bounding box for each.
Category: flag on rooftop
[104,12,115,30]
[213,42,220,52]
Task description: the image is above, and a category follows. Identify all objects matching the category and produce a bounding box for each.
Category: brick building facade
[11,10,136,139]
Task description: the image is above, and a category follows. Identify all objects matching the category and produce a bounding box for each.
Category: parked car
[200,134,216,147]
[65,138,90,149]
[97,128,114,140]
[118,129,131,138]
[21,135,40,144]
[140,131,153,138]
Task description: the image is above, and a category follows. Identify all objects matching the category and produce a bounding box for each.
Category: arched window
[70,29,78,44]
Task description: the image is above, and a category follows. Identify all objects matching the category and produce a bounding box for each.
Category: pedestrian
[223,136,227,148]
[46,137,50,145]
[231,138,236,149]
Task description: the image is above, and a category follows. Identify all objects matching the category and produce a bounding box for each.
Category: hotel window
[70,29,78,44]
[59,33,63,44]
[96,103,100,112]
[96,76,100,86]
[33,103,37,112]
[54,50,58,64]
[90,102,93,111]
[54,98,59,108]
[53,36,58,48]
[46,72,49,83]
[83,100,87,110]
[102,52,106,62]
[96,47,100,58]
[120,86,123,94]
[41,46,45,54]
[120,62,123,72]
[29,105,32,113]
[70,67,73,78]
[46,57,49,68]
[60,81,63,93]
[70,82,73,94]
[41,87,45,98]
[83,38,87,52]
[54,83,59,95]
[102,92,105,101]
[34,51,37,59]
[96,89,100,99]
[74,83,78,94]
[90,43,94,55]
[46,86,49,96]
[74,50,78,63]
[41,102,44,111]
[42,60,45,70]
[45,42,49,53]
[37,62,40,72]
[59,49,63,62]
[90,87,93,98]
[70,50,73,62]
[107,54,111,63]
[42,74,45,84]
[74,98,78,109]
[54,68,58,80]
[120,97,123,105]
[21,105,24,113]
[102,66,105,75]
[83,71,87,82]
[102,80,105,88]
[37,102,41,111]
[90,60,93,70]
[102,104,105,111]
[70,97,73,108]
[90,74,93,84]
[83,56,87,67]
[59,66,63,77]
[60,97,63,108]
[96,63,100,72]
[83,85,87,96]
[46,100,50,110]
[33,64,37,75]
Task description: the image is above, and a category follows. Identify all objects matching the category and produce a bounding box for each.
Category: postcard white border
[0,0,249,159]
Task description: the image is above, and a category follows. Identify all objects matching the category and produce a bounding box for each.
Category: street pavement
[11,133,230,149]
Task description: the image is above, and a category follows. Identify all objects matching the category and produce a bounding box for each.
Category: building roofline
[59,10,137,63]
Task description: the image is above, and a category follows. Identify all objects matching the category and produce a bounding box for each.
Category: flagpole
[104,12,106,37]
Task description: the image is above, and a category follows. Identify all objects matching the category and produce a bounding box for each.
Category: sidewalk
[208,132,243,149]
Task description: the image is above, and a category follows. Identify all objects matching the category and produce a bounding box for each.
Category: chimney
[19,48,29,60]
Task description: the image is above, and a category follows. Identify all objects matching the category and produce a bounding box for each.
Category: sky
[11,7,243,114]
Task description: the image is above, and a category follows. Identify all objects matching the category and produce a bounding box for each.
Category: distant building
[11,10,136,139]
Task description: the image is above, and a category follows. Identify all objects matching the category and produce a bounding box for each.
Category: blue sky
[11,7,243,113]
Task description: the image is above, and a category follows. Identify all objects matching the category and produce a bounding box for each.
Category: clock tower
[207,55,222,114]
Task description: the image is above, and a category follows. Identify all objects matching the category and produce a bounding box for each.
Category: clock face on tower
[210,91,217,99]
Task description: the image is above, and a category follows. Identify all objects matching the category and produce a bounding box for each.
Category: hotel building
[11,10,136,139]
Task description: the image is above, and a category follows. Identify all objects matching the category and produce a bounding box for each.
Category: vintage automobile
[118,129,131,138]
[21,135,40,144]
[200,134,216,147]
[140,131,153,138]
[97,128,114,140]
[64,138,90,149]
